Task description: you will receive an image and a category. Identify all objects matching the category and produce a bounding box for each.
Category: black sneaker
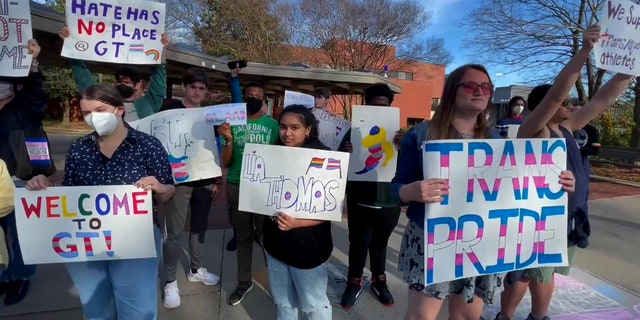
[493,312,511,320]
[526,314,550,320]
[4,280,29,306]
[340,278,362,310]
[371,275,394,306]
[228,281,253,306]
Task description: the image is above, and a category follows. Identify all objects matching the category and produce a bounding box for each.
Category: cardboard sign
[312,108,351,151]
[594,0,640,75]
[0,0,33,76]
[14,186,156,264]
[347,106,400,182]
[238,143,349,221]
[61,0,166,64]
[203,103,247,126]
[422,138,569,285]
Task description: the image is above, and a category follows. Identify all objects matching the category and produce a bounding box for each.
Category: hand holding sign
[558,170,575,193]
[28,39,41,59]
[583,24,601,48]
[401,178,449,203]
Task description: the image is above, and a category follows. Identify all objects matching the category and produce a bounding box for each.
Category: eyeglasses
[458,81,493,95]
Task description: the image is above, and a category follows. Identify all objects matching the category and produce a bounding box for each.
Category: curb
[589,175,640,188]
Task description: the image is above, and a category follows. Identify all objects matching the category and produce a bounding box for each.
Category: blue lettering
[537,206,565,264]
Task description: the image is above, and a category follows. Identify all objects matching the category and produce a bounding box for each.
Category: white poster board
[14,186,156,264]
[594,0,640,75]
[238,143,349,222]
[422,138,568,285]
[347,106,400,182]
[130,107,222,183]
[62,0,166,64]
[284,90,314,108]
[506,124,520,139]
[0,1,32,76]
[312,108,351,151]
[203,103,247,126]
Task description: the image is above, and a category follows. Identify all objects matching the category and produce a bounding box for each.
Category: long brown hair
[427,64,493,140]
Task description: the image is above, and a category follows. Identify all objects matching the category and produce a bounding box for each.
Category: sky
[420,0,526,88]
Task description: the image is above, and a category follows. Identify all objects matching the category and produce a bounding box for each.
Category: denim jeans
[65,227,162,320]
[266,253,332,320]
[0,211,36,282]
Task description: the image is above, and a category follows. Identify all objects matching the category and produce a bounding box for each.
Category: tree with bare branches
[278,0,452,70]
[464,0,604,101]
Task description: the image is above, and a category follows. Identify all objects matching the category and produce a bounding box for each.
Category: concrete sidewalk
[1,211,639,320]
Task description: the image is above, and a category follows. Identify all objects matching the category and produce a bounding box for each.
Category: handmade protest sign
[203,103,247,126]
[506,124,520,139]
[61,0,166,64]
[594,0,640,75]
[238,143,349,221]
[0,0,32,76]
[130,107,222,183]
[347,106,400,182]
[14,186,156,264]
[284,90,314,108]
[422,138,569,285]
[312,108,351,151]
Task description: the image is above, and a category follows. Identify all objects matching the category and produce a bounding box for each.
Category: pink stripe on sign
[467,179,474,192]
[467,253,480,264]
[500,225,508,236]
[468,155,475,167]
[476,228,484,238]
[518,222,524,233]
[441,155,450,167]
[532,243,539,254]
[427,233,434,244]
[174,172,189,180]
[512,177,521,191]
[533,176,547,189]
[538,242,545,253]
[525,153,537,165]
[485,155,493,165]
[479,180,491,192]
[455,254,463,266]
[536,221,546,231]
[497,248,506,260]
[427,258,434,270]
[456,229,464,240]
[30,155,49,160]
[448,231,456,241]
[541,153,552,164]
[516,243,522,255]
[171,163,187,170]
[492,179,502,191]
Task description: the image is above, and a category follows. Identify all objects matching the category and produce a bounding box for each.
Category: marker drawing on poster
[422,138,569,285]
[284,90,314,108]
[238,144,349,221]
[203,103,247,126]
[130,107,221,183]
[594,0,640,75]
[0,0,33,76]
[61,0,166,64]
[347,106,399,182]
[14,186,156,264]
[312,108,351,151]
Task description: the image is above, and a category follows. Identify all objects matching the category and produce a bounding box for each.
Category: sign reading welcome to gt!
[14,186,156,264]
[61,0,166,64]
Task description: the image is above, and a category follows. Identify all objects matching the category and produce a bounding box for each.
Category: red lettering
[132,191,148,215]
[21,197,42,219]
[46,196,60,218]
[78,19,92,35]
[95,21,106,34]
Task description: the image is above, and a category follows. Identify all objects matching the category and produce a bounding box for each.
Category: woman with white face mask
[495,96,526,138]
[27,84,176,320]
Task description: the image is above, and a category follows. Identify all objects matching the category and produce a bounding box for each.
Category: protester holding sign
[59,25,170,122]
[390,64,576,320]
[218,97,279,306]
[0,38,48,306]
[497,24,633,320]
[339,83,401,309]
[157,68,222,308]
[314,87,332,110]
[26,84,175,319]
[262,105,333,319]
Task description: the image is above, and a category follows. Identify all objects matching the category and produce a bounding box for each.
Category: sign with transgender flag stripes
[422,138,569,285]
[14,186,156,264]
[239,143,349,221]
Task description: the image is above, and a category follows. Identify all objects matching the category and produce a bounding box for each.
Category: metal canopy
[29,2,402,95]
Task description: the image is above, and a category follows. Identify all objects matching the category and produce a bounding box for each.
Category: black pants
[346,201,401,279]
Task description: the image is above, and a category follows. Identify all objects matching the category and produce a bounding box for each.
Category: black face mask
[116,84,135,99]
[245,97,263,115]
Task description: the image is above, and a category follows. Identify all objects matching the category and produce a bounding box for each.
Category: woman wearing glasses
[390,64,576,320]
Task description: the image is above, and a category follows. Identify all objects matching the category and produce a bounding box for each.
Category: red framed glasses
[458,81,493,95]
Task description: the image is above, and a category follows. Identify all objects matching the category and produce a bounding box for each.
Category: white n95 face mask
[85,109,119,136]
[512,105,524,114]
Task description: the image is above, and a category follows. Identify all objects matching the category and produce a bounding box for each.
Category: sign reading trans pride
[422,138,569,285]
[62,0,166,64]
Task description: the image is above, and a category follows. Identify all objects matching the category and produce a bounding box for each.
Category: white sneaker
[163,281,181,308]
[187,267,220,285]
